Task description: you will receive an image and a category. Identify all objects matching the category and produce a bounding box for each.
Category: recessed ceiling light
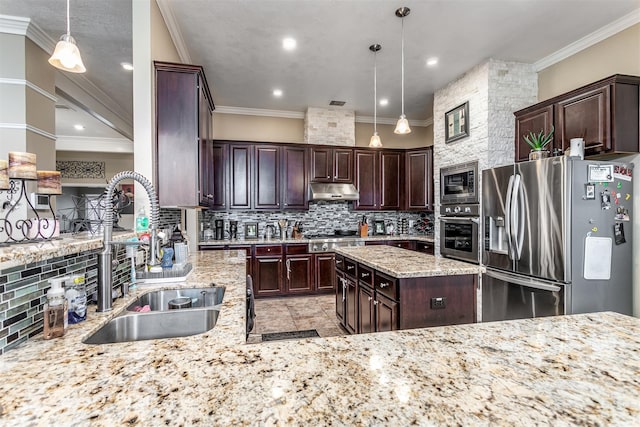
[120,62,134,71]
[282,37,297,51]
[273,89,283,97]
[74,124,85,130]
[426,57,439,67]
[379,99,389,106]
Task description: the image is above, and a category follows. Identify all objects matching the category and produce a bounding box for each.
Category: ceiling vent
[329,100,346,106]
[55,104,72,110]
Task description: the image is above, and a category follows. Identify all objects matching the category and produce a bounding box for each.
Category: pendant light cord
[66,0,70,35]
[374,49,377,134]
[401,16,405,117]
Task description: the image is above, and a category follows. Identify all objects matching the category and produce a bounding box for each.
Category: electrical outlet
[430,297,447,309]
[135,250,146,266]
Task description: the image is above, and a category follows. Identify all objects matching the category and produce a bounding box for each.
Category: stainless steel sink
[126,286,225,312]
[83,309,220,344]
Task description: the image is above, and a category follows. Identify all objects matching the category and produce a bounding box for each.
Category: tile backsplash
[200,201,433,239]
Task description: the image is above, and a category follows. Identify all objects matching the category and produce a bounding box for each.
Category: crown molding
[156,0,192,64]
[0,15,56,53]
[355,115,433,127]
[0,123,56,140]
[0,78,57,102]
[215,106,305,119]
[535,8,640,71]
[55,136,133,153]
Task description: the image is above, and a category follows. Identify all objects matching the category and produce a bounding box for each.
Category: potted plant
[524,125,554,160]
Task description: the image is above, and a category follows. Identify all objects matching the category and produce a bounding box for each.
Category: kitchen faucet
[96,171,159,312]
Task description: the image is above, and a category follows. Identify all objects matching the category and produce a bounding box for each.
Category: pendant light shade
[369,44,383,148]
[394,7,411,135]
[48,0,86,73]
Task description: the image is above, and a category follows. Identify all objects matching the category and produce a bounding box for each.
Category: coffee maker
[214,219,224,240]
[229,221,238,240]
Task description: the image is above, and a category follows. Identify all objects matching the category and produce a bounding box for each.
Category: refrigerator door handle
[505,174,515,259]
[485,269,562,292]
[513,174,525,260]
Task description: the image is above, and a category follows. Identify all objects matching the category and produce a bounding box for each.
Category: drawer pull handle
[361,272,370,278]
[379,282,390,288]
[373,300,378,305]
[347,266,354,270]
[336,260,342,265]
[368,296,372,302]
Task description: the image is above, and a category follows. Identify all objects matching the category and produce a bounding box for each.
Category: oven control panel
[440,203,480,216]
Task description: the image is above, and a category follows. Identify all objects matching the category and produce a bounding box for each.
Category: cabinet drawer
[344,258,357,277]
[358,264,373,286]
[335,254,345,271]
[285,244,308,255]
[415,242,434,254]
[389,240,415,250]
[374,272,398,300]
[255,245,282,256]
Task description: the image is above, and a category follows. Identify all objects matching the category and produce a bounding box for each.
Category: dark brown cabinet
[310,148,353,183]
[405,148,433,210]
[254,145,280,210]
[229,144,252,209]
[514,74,640,162]
[336,257,358,334]
[335,268,345,324]
[282,146,308,210]
[414,241,435,255]
[315,253,336,292]
[155,61,214,207]
[284,244,313,293]
[200,141,227,209]
[375,293,399,332]
[253,245,283,297]
[354,149,403,211]
[387,240,415,250]
[358,284,375,334]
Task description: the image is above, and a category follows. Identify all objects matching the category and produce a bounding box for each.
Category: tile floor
[247,294,347,343]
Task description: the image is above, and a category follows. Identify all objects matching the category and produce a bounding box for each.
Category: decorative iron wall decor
[56,161,105,179]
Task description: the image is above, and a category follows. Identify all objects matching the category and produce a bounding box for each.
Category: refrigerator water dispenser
[485,216,508,255]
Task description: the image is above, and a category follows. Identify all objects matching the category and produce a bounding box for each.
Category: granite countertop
[336,245,483,278]
[1,250,639,425]
[198,234,435,246]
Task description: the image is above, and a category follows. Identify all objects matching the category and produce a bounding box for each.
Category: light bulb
[394,115,411,134]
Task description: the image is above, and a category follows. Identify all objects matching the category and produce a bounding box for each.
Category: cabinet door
[345,275,358,334]
[335,270,345,324]
[282,146,308,209]
[254,145,280,209]
[198,76,212,140]
[155,68,199,207]
[379,151,403,210]
[375,293,399,332]
[358,284,375,334]
[387,240,415,250]
[315,254,336,292]
[229,144,251,209]
[406,148,433,210]
[556,85,610,154]
[310,148,332,182]
[254,256,283,297]
[354,150,378,210]
[199,140,214,207]
[285,255,314,293]
[209,143,228,209]
[514,105,554,162]
[333,149,353,183]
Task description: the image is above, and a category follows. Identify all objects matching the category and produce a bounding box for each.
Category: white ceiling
[1,0,639,140]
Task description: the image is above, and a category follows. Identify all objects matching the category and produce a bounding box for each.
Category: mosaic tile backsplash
[200,201,434,239]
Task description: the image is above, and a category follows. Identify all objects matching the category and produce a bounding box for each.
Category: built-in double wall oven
[439,161,480,264]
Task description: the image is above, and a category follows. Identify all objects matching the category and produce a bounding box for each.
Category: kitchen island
[0,250,639,425]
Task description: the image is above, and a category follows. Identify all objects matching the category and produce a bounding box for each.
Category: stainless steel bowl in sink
[83,309,220,344]
[126,286,225,312]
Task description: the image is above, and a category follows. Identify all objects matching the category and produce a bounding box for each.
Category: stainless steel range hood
[309,183,359,201]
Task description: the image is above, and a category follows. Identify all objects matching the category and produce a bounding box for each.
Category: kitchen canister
[569,138,585,160]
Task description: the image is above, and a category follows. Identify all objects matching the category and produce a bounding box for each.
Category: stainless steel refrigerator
[482,156,634,322]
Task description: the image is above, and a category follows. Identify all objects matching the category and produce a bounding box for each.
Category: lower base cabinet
[315,253,336,292]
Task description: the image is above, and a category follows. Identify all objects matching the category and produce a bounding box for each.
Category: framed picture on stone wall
[445,102,469,143]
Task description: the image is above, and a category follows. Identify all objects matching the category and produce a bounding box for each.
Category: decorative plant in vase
[524,125,554,160]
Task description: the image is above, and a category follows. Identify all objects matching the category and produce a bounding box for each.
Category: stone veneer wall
[433,59,538,254]
[201,202,434,240]
[304,107,355,146]
[0,248,132,354]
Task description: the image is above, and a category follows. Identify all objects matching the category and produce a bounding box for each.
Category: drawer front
[344,258,357,277]
[416,241,434,254]
[358,264,373,286]
[374,272,398,300]
[285,244,308,255]
[255,245,283,256]
[335,254,345,271]
[389,240,415,250]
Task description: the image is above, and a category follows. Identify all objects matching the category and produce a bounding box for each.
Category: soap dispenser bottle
[136,207,149,232]
[44,278,68,339]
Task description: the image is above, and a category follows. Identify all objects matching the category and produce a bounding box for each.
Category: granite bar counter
[336,244,483,278]
[0,250,639,425]
[198,233,434,247]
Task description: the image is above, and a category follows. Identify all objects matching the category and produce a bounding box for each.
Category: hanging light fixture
[369,44,382,148]
[394,7,411,134]
[48,0,86,73]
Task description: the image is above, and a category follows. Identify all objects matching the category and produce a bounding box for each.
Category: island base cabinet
[335,270,345,324]
[315,254,336,292]
[375,293,399,332]
[358,284,375,334]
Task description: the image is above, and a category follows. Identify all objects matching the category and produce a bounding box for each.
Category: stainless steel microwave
[440,161,478,205]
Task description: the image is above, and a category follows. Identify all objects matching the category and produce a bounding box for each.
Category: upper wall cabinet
[310,147,353,183]
[514,74,639,162]
[354,149,404,211]
[405,148,433,211]
[155,61,214,207]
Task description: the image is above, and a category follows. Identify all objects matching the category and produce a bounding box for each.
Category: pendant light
[369,44,382,148]
[48,0,86,73]
[394,7,411,135]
